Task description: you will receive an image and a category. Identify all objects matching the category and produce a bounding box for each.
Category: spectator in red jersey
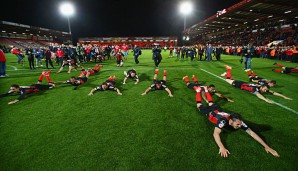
[55,47,64,66]
[169,45,173,57]
[286,48,293,62]
[11,46,23,65]
[115,50,124,67]
[272,63,298,74]
[221,65,292,103]
[122,43,129,60]
[88,75,122,96]
[196,103,279,158]
[0,48,7,77]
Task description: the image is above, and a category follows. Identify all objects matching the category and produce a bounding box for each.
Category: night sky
[1,0,242,42]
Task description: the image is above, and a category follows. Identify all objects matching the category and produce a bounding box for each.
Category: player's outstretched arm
[135,78,139,84]
[213,127,230,158]
[123,78,127,84]
[8,99,19,105]
[269,90,292,100]
[255,92,273,103]
[165,88,173,97]
[246,128,280,157]
[141,87,151,95]
[88,88,97,96]
[114,88,122,95]
[215,92,234,102]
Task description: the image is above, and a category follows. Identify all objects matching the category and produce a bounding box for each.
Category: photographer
[152,44,162,68]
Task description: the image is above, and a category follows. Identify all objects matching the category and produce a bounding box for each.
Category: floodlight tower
[60,2,75,45]
[180,1,192,30]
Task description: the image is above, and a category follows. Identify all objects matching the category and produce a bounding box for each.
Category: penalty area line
[200,68,298,115]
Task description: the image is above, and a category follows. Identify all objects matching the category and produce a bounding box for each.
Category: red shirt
[122,45,128,52]
[0,49,6,62]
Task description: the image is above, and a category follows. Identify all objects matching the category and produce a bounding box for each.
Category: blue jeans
[16,54,23,64]
[207,53,212,61]
[0,62,6,75]
[244,57,251,69]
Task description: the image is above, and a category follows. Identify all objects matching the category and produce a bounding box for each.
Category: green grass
[0,50,298,170]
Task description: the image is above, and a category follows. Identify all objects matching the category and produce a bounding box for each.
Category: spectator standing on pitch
[133,45,141,64]
[152,44,162,68]
[243,44,254,70]
[206,44,213,62]
[11,46,23,65]
[122,43,129,60]
[215,45,223,61]
[26,46,35,70]
[0,48,7,77]
[45,48,55,69]
[116,50,124,67]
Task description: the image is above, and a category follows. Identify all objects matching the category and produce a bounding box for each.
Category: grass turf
[0,50,297,170]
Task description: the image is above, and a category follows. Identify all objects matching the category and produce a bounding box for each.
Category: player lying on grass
[88,75,122,96]
[196,100,280,158]
[0,70,55,104]
[56,58,81,74]
[221,65,292,103]
[245,69,276,87]
[141,69,173,97]
[123,68,139,84]
[183,74,234,102]
[272,62,298,74]
[55,64,102,88]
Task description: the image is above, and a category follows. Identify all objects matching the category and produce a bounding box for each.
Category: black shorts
[284,67,292,74]
[116,60,122,64]
[187,83,200,90]
[106,80,116,85]
[78,77,88,83]
[232,80,245,89]
[154,80,166,85]
[198,104,222,116]
[33,84,51,90]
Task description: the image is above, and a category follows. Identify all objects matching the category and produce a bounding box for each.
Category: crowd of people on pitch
[2,58,296,158]
[2,39,297,159]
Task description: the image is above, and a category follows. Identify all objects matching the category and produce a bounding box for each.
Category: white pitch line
[7,65,18,70]
[270,100,298,115]
[200,68,298,115]
[200,68,226,81]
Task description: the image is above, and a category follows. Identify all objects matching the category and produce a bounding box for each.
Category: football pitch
[0,50,297,170]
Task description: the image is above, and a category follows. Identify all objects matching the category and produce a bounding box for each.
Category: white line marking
[200,68,298,115]
[7,65,18,70]
[271,100,298,115]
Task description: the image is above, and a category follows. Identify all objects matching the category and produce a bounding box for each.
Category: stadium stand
[0,20,69,49]
[182,0,298,46]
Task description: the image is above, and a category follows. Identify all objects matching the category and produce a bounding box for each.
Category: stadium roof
[183,0,298,36]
